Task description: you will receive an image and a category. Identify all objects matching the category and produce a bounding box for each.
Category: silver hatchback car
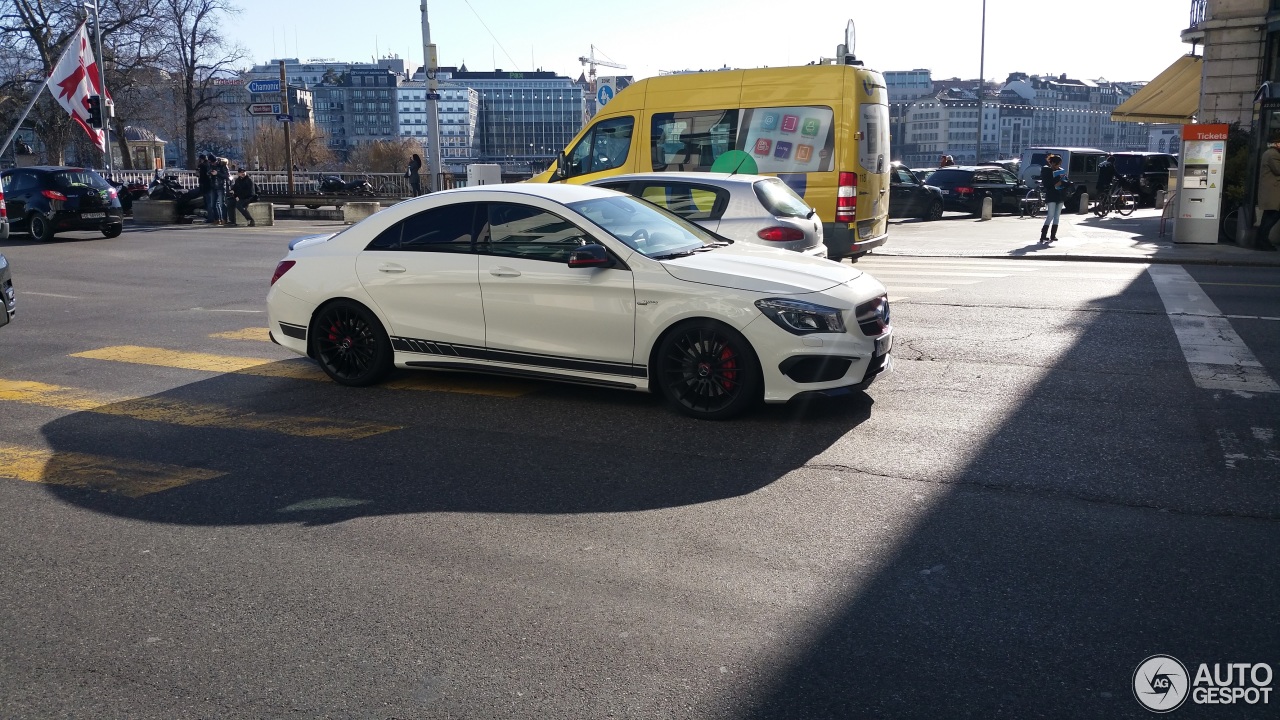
[587,172,826,257]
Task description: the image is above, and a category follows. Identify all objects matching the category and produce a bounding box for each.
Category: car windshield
[753,178,812,218]
[567,195,717,258]
[51,170,110,190]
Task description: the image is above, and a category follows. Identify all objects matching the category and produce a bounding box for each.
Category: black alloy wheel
[311,300,393,386]
[925,198,944,220]
[657,321,761,420]
[102,224,123,238]
[29,214,54,242]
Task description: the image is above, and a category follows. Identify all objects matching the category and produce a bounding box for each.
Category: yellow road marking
[0,379,400,440]
[0,443,225,498]
[209,327,272,342]
[71,345,535,397]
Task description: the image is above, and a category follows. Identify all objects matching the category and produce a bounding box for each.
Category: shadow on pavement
[738,276,1280,718]
[36,367,874,525]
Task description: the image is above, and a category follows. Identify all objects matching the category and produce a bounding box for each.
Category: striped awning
[1111,55,1202,123]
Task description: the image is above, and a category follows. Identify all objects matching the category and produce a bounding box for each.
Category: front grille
[779,356,853,384]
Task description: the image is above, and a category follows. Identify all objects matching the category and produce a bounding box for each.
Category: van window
[651,110,739,172]
[1070,154,1100,174]
[859,104,889,173]
[739,106,835,173]
[565,116,634,177]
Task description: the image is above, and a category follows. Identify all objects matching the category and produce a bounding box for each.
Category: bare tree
[346,138,423,174]
[155,0,242,167]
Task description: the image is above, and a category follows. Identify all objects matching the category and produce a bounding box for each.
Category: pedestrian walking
[230,168,257,227]
[407,153,422,196]
[1254,131,1280,252]
[211,157,230,226]
[1040,154,1067,243]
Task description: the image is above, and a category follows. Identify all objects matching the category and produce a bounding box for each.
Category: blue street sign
[597,84,615,106]
[245,79,281,94]
[426,92,441,100]
[276,113,293,122]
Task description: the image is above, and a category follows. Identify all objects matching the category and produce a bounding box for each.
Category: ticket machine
[1173,124,1229,244]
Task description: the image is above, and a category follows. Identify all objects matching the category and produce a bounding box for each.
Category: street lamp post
[976,0,987,164]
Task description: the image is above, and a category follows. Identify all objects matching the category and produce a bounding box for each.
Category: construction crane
[578,45,626,94]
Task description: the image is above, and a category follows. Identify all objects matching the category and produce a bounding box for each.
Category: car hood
[659,242,861,294]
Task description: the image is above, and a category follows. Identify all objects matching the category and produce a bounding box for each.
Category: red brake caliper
[719,346,737,391]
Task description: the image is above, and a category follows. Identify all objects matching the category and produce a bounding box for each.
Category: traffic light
[86,95,102,128]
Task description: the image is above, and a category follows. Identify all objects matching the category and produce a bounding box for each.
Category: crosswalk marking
[0,443,225,498]
[0,379,401,440]
[209,328,272,342]
[70,345,536,397]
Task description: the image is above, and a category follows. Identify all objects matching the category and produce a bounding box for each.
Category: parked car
[0,166,124,241]
[979,159,1021,176]
[1018,147,1108,207]
[0,253,14,330]
[586,172,826,258]
[267,183,893,420]
[910,168,936,183]
[1108,152,1178,205]
[0,183,9,240]
[924,166,1027,215]
[889,162,944,220]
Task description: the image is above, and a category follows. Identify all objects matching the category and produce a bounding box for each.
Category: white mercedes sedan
[266,183,892,420]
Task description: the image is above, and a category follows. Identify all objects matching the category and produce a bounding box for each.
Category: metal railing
[1190,0,1206,28]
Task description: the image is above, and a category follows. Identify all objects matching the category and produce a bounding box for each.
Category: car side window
[367,203,478,252]
[481,202,589,263]
[565,116,634,177]
[5,171,35,194]
[636,183,724,221]
[974,170,996,184]
[998,170,1018,185]
[892,167,914,185]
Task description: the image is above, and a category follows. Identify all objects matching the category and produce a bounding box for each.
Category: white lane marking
[1226,315,1280,322]
[1216,429,1248,469]
[1148,265,1279,394]
[856,270,1011,278]
[23,292,82,299]
[189,308,266,313]
[881,286,950,293]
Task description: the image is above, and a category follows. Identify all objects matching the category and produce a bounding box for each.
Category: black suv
[0,166,124,241]
[1107,152,1178,206]
[924,166,1027,215]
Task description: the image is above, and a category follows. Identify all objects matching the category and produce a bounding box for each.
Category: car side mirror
[554,152,568,182]
[568,243,610,268]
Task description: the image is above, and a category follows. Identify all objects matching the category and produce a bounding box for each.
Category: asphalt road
[0,220,1276,719]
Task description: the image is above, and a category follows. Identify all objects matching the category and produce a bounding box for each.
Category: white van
[1019,147,1109,205]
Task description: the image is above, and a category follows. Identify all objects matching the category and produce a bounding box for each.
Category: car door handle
[378,263,406,273]
[489,267,521,277]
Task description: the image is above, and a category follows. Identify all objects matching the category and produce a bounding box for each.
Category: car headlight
[754,298,847,335]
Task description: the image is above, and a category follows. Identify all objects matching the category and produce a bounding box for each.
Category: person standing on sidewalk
[1254,132,1280,252]
[407,153,422,196]
[1040,154,1066,243]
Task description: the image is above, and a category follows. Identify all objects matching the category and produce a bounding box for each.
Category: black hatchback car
[889,162,944,220]
[925,166,1027,215]
[0,166,124,241]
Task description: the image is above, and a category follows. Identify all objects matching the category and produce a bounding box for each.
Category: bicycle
[1093,182,1137,218]
[1020,181,1045,218]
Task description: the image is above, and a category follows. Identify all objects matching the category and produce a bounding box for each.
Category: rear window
[753,178,812,218]
[1112,155,1155,176]
[925,169,970,185]
[51,170,110,190]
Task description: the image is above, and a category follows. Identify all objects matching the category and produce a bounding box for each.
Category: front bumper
[743,316,893,404]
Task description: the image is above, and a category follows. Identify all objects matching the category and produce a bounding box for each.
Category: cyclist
[1096,154,1115,198]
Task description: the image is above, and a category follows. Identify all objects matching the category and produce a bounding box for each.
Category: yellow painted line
[209,327,272,342]
[0,379,400,440]
[0,443,225,498]
[70,345,535,397]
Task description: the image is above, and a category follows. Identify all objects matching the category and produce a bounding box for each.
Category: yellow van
[530,63,891,259]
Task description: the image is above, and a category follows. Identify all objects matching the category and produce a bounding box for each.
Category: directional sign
[425,92,441,100]
[246,103,282,116]
[276,113,293,122]
[245,79,281,94]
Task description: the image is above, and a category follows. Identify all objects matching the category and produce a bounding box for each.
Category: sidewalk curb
[869,251,1280,268]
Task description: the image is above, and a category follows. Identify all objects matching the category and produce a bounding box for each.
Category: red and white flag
[46,23,109,151]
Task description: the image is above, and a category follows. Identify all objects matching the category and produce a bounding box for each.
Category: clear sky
[231,0,1192,85]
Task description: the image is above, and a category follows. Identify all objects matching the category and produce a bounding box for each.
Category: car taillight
[955,186,973,196]
[270,260,296,286]
[756,226,806,242]
[0,192,6,220]
[42,190,67,201]
[836,171,857,223]
[107,187,118,200]
[855,294,890,336]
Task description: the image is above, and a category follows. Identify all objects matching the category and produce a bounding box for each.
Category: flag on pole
[45,23,109,151]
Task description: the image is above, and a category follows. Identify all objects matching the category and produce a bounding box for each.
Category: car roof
[587,171,772,186]
[439,181,622,204]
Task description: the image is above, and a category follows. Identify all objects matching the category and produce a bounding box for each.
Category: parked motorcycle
[317,176,375,196]
[147,174,206,217]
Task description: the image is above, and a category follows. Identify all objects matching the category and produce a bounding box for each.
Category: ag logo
[1134,655,1190,712]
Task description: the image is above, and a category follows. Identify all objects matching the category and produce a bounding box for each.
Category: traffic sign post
[246,103,282,115]
[245,79,281,94]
